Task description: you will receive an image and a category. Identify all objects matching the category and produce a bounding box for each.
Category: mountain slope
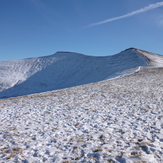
[135,49,163,67]
[0,68,163,162]
[0,48,162,99]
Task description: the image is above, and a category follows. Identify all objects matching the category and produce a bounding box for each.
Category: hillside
[0,68,163,162]
[0,48,163,99]
[0,48,163,162]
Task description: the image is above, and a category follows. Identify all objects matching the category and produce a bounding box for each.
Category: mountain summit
[0,48,162,99]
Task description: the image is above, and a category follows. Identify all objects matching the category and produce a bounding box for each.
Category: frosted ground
[0,68,163,163]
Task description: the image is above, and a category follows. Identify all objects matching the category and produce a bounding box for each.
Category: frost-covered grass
[0,68,163,162]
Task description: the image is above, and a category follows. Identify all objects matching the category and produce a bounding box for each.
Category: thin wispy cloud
[86,1,163,27]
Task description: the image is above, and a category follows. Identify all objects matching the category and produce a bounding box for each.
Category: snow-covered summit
[0,48,162,99]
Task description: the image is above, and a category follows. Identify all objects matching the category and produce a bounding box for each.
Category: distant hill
[0,48,162,99]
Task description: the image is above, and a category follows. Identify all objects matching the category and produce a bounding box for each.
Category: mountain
[0,48,162,99]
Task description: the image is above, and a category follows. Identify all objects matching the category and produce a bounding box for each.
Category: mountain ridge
[0,48,162,99]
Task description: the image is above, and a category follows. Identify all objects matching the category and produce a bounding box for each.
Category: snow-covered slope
[0,69,163,162]
[0,48,162,99]
[135,49,163,67]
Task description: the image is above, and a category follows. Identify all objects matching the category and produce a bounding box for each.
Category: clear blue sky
[1,0,163,61]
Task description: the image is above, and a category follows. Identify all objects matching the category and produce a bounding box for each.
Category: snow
[0,48,149,99]
[0,68,163,162]
[135,49,163,67]
[0,48,163,162]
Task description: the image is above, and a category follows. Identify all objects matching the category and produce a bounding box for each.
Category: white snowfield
[0,48,152,99]
[0,68,163,163]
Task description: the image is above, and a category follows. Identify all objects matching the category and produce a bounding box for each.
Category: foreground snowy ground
[0,68,163,163]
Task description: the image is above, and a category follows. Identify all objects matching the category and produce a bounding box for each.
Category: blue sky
[0,0,163,61]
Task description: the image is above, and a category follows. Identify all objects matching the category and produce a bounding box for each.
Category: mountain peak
[123,47,135,51]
